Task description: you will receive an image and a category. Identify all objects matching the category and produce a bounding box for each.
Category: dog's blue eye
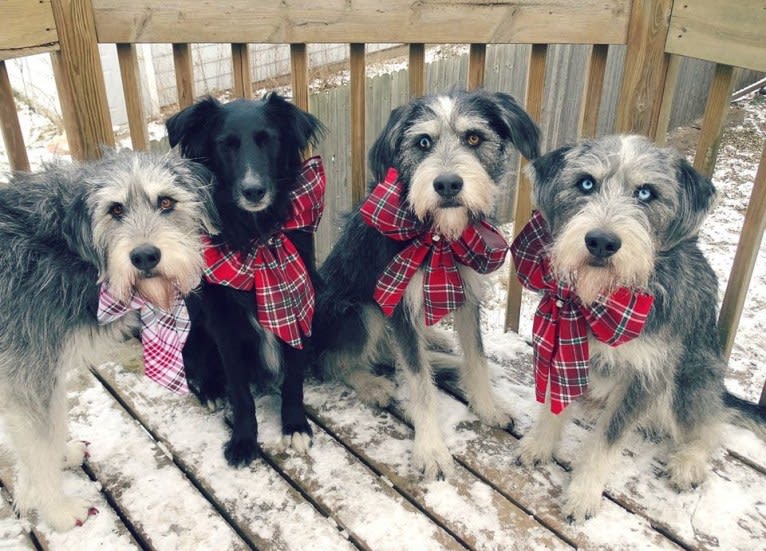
[418,136,432,150]
[577,176,596,194]
[635,185,655,202]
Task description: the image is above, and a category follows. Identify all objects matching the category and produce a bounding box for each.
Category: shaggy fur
[166,93,326,466]
[516,134,766,521]
[314,90,540,479]
[0,150,215,530]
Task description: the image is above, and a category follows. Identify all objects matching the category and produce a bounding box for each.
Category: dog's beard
[134,276,177,311]
[431,207,470,240]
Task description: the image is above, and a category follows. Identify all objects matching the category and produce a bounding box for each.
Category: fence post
[0,61,30,171]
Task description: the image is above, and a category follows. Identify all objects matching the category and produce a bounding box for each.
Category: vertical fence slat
[718,142,766,370]
[654,53,681,146]
[350,43,366,207]
[116,44,149,151]
[505,44,547,333]
[693,63,735,177]
[468,43,487,90]
[290,44,309,111]
[49,51,83,159]
[49,0,114,160]
[577,44,609,138]
[231,43,252,99]
[172,43,195,109]
[0,60,30,172]
[409,43,425,98]
[615,0,673,136]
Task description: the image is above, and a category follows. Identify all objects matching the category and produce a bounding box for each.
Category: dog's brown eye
[158,196,177,212]
[466,133,482,147]
[418,136,432,150]
[108,203,124,219]
[222,136,240,150]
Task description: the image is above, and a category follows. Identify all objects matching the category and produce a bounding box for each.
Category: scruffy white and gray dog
[515,134,765,521]
[0,150,216,530]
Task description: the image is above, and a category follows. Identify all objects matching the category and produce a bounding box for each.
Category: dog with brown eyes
[514,134,766,521]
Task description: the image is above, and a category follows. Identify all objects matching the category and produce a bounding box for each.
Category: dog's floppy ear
[165,96,221,161]
[665,157,716,245]
[485,91,541,161]
[264,92,326,151]
[368,103,412,183]
[164,151,221,235]
[526,144,573,224]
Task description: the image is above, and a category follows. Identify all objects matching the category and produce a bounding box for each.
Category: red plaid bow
[97,283,190,394]
[361,167,509,325]
[202,156,325,348]
[511,210,654,413]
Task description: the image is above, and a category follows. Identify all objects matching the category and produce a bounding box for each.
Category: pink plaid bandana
[97,283,190,394]
[360,167,508,325]
[511,210,654,414]
[201,156,326,348]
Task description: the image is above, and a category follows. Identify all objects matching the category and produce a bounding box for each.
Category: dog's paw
[188,378,227,410]
[563,475,603,522]
[41,497,98,531]
[63,440,90,469]
[282,431,313,454]
[516,433,554,467]
[472,403,514,431]
[666,449,708,491]
[223,435,261,467]
[354,375,396,408]
[412,439,455,481]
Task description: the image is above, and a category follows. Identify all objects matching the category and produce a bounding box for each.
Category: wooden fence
[1,0,765,403]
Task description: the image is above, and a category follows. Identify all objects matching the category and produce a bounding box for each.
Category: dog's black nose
[433,174,463,199]
[241,183,267,203]
[584,230,621,259]
[130,244,162,271]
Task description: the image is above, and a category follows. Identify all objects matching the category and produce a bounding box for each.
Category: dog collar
[97,283,190,394]
[511,210,654,413]
[201,156,326,348]
[361,167,509,325]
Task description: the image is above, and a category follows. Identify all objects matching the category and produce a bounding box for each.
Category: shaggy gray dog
[515,134,765,521]
[0,150,216,530]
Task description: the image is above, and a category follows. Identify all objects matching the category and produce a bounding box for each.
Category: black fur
[167,93,325,466]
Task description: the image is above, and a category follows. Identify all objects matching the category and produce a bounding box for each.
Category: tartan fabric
[360,167,509,325]
[201,156,326,348]
[97,283,190,394]
[510,210,654,414]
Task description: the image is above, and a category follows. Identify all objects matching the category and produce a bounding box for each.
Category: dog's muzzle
[433,173,463,207]
[130,243,161,276]
[584,229,621,266]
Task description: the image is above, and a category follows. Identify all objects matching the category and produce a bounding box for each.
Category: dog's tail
[724,391,766,440]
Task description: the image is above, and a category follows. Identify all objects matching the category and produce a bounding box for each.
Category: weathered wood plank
[0,61,30,172]
[172,43,195,109]
[0,488,37,550]
[350,43,366,207]
[49,0,114,160]
[719,142,766,362]
[467,44,486,90]
[290,44,309,111]
[614,0,673,136]
[665,0,766,73]
[93,362,360,551]
[506,43,546,333]
[408,43,425,98]
[91,0,630,45]
[116,44,149,151]
[693,63,735,178]
[0,0,58,61]
[50,49,84,159]
[231,43,252,99]
[654,53,681,145]
[577,44,608,139]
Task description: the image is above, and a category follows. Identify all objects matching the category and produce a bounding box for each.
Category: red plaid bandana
[97,283,190,394]
[511,210,654,414]
[201,156,325,348]
[360,167,508,325]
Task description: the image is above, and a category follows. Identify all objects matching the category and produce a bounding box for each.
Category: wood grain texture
[172,43,195,108]
[49,0,114,160]
[718,143,766,363]
[290,44,309,111]
[505,44,547,332]
[91,0,630,45]
[231,43,252,99]
[654,53,681,145]
[350,43,366,207]
[0,0,58,61]
[0,61,30,172]
[615,0,673,136]
[408,43,425,98]
[666,0,766,72]
[50,50,83,159]
[467,43,487,90]
[693,63,734,177]
[577,44,608,138]
[116,43,149,150]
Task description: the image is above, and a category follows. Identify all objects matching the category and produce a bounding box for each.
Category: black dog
[166,93,326,466]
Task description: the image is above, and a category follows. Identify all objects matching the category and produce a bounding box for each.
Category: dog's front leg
[517,401,570,466]
[391,309,454,480]
[280,344,313,453]
[453,302,514,429]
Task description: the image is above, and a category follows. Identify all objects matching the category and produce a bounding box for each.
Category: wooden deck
[1,338,764,551]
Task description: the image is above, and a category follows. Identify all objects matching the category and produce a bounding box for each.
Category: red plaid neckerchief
[201,156,325,349]
[360,167,508,325]
[97,283,190,394]
[511,210,654,414]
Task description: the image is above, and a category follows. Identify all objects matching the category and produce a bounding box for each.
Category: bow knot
[202,156,326,349]
[511,211,654,413]
[361,168,508,325]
